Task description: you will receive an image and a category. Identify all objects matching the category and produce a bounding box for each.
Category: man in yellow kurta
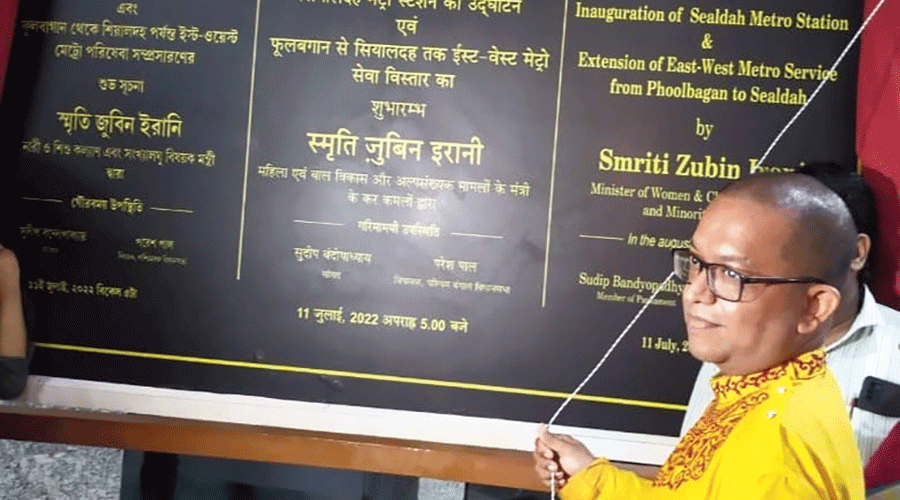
[534,174,865,500]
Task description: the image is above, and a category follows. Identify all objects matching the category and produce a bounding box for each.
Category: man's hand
[0,244,27,358]
[533,424,596,490]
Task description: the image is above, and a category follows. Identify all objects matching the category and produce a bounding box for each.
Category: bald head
[717,174,857,287]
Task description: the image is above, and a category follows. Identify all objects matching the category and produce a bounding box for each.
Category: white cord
[544,4,888,497]
[755,0,888,168]
[546,272,674,499]
[547,272,675,428]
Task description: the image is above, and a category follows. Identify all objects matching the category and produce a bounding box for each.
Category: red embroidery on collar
[654,351,826,490]
[654,392,770,490]
[791,351,826,380]
[711,351,826,400]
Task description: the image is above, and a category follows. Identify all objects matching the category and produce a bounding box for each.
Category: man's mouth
[685,313,720,330]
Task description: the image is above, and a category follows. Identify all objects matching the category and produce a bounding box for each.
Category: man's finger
[539,430,570,452]
[533,455,556,471]
[534,435,556,458]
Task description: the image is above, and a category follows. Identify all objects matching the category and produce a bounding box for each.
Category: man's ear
[850,233,871,272]
[798,285,842,336]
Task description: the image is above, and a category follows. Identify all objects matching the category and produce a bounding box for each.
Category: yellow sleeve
[559,457,656,500]
[777,375,865,500]
[712,426,863,500]
[721,472,848,500]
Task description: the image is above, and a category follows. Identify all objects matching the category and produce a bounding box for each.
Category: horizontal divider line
[34,342,686,411]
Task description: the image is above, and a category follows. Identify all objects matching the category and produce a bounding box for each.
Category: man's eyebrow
[688,241,752,266]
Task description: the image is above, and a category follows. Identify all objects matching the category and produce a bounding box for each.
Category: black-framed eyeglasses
[671,249,829,302]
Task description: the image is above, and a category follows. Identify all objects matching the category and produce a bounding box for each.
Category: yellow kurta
[561,350,864,500]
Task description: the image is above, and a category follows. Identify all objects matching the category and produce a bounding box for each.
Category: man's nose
[683,269,716,303]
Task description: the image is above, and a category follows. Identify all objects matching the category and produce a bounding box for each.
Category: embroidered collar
[710,350,826,403]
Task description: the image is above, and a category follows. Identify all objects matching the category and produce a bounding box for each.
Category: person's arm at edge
[0,244,29,399]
